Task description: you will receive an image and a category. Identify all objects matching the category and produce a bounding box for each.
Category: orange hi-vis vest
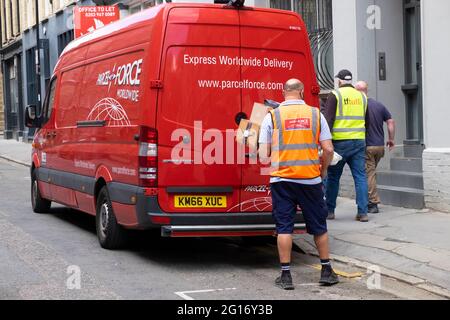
[270,103,321,180]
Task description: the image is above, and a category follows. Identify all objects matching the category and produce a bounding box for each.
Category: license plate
[174,195,227,208]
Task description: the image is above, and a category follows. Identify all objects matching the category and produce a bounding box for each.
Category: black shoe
[368,203,379,214]
[327,213,335,220]
[319,266,339,286]
[275,274,295,290]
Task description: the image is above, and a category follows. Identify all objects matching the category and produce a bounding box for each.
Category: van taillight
[138,126,158,187]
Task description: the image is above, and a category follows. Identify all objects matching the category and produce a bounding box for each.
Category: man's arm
[365,104,370,130]
[383,106,395,151]
[258,114,273,163]
[321,94,337,130]
[320,140,334,180]
[318,113,334,179]
[259,143,271,162]
[386,119,396,151]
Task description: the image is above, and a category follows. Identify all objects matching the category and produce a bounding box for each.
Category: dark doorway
[402,0,423,143]
[4,54,23,139]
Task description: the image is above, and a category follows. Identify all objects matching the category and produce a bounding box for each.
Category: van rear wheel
[31,171,51,213]
[96,186,127,249]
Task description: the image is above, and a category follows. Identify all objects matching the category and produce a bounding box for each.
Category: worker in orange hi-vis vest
[259,79,339,290]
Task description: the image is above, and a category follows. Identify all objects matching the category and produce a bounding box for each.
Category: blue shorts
[271,182,328,236]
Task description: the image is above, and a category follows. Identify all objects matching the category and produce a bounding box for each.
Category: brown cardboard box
[236,103,272,151]
[237,119,260,152]
[250,102,272,125]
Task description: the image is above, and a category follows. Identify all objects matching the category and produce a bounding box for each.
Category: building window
[26,47,38,106]
[8,60,17,113]
[129,0,164,14]
[9,0,13,38]
[129,5,141,14]
[270,0,291,10]
[9,60,16,80]
[270,0,334,90]
[144,0,162,9]
[57,30,74,57]
[1,1,5,42]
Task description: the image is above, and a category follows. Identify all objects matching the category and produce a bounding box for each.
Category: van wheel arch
[31,166,51,213]
[94,178,107,205]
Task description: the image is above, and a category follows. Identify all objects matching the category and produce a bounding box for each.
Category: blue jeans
[325,140,369,215]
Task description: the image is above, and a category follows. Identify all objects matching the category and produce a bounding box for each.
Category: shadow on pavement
[45,205,282,268]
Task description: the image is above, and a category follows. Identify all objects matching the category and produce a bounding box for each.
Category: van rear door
[157,7,242,213]
[238,9,320,212]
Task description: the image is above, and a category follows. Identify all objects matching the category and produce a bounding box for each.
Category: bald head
[283,79,304,100]
[355,81,369,95]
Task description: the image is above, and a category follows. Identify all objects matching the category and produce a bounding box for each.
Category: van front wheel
[31,171,51,213]
[96,186,127,249]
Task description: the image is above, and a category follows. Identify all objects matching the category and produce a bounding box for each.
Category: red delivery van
[25,2,321,249]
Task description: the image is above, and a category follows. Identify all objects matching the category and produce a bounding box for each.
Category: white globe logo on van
[87,98,131,127]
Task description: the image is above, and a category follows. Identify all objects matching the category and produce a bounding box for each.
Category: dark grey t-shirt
[366,98,392,147]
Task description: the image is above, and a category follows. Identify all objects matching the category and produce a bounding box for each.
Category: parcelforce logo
[96,59,143,89]
[285,118,311,130]
[244,186,270,193]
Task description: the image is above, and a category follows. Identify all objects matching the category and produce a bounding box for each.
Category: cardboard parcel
[237,102,273,152]
[237,102,343,166]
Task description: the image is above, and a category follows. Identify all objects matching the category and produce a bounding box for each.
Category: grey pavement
[294,198,450,298]
[0,138,32,167]
[1,137,449,299]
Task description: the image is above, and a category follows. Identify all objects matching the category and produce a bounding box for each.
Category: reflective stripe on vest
[270,103,321,180]
[332,87,367,140]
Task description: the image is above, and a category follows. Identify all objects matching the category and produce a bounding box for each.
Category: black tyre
[31,171,51,213]
[96,186,127,249]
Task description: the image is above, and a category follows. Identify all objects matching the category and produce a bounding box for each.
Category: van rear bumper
[160,223,306,238]
[140,199,305,237]
[132,188,306,236]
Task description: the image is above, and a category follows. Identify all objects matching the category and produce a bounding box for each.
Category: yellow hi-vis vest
[270,103,321,180]
[332,87,368,140]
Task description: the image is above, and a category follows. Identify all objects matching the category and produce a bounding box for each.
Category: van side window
[42,77,57,125]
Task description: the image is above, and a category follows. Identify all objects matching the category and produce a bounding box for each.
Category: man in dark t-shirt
[355,81,396,214]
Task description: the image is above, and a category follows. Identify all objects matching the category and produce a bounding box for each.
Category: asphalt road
[0,158,440,300]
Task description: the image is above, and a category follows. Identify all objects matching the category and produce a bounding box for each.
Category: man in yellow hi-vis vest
[322,70,370,222]
[259,79,339,290]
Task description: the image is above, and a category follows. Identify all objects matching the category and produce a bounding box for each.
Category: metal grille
[270,0,334,90]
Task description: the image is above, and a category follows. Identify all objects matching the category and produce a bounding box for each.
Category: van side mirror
[25,105,40,128]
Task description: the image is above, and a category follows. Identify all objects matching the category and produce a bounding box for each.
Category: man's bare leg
[276,234,295,290]
[278,234,293,263]
[314,232,339,286]
[314,232,330,260]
